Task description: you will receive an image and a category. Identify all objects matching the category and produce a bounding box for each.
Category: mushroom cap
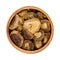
[34,40,42,49]
[22,40,34,50]
[41,20,51,32]
[33,30,44,41]
[37,12,47,20]
[21,29,33,40]
[23,18,41,34]
[10,30,24,47]
[43,32,50,44]
[9,15,23,30]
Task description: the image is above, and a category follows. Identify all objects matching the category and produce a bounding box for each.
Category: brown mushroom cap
[21,29,33,40]
[19,10,27,17]
[43,32,50,44]
[10,30,24,47]
[34,40,42,49]
[16,23,23,32]
[22,40,34,50]
[33,30,44,41]
[19,10,28,20]
[37,12,47,20]
[24,12,37,19]
[23,18,41,34]
[9,15,23,30]
[41,20,51,32]
[19,10,37,20]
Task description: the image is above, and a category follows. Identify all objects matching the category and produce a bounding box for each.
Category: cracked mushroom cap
[23,18,41,34]
[10,30,24,47]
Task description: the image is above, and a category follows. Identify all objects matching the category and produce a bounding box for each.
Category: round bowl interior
[7,6,54,54]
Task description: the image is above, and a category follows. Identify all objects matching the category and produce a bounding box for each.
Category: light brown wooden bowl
[6,6,54,54]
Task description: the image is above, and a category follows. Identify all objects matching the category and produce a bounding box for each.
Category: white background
[0,0,60,60]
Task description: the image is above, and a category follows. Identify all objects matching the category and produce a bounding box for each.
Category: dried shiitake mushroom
[10,30,24,47]
[34,40,42,49]
[21,29,33,40]
[19,10,27,17]
[22,40,34,50]
[41,20,51,32]
[15,15,24,24]
[9,15,19,30]
[9,15,23,30]
[19,10,28,19]
[24,12,37,19]
[43,32,50,44]
[37,12,47,19]
[23,18,41,34]
[33,30,44,41]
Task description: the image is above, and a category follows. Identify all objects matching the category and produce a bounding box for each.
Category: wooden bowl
[6,6,54,54]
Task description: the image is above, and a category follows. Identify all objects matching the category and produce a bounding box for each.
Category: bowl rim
[6,6,54,54]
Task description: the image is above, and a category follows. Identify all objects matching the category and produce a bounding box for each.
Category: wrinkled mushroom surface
[23,18,41,34]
